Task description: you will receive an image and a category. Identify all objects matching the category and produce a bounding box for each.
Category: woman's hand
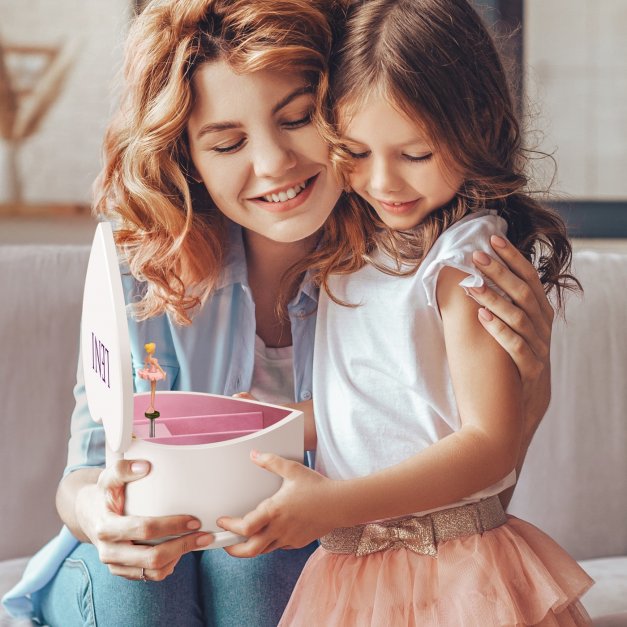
[217,451,338,558]
[469,234,553,438]
[468,235,554,508]
[64,462,213,582]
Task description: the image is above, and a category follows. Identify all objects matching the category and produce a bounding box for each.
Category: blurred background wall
[525,0,627,201]
[0,0,626,244]
[0,0,129,242]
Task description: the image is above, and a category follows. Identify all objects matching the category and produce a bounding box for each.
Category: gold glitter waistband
[319,495,507,557]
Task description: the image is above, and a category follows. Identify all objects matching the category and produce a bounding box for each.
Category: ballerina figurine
[137,342,166,437]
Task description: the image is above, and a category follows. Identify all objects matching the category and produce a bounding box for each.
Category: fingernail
[250,449,260,460]
[478,307,494,321]
[491,235,507,248]
[131,461,149,474]
[187,519,201,530]
[216,518,225,528]
[196,533,214,547]
[468,285,486,295]
[473,251,491,266]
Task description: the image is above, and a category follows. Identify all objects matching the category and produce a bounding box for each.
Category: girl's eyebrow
[341,134,429,148]
[195,86,313,140]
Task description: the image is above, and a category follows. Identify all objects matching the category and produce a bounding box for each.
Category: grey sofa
[1,243,626,625]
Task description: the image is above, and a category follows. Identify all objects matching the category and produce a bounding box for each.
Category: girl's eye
[404,152,433,163]
[343,146,370,159]
[212,138,246,154]
[283,111,313,129]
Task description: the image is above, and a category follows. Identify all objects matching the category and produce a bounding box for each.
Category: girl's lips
[249,175,318,213]
[378,198,420,215]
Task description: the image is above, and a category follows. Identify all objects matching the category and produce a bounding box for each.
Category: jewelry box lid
[81,222,134,454]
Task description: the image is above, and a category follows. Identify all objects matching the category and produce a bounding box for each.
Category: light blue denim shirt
[3,221,318,619]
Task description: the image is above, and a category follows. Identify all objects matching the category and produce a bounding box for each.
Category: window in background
[524,0,627,237]
[477,0,627,237]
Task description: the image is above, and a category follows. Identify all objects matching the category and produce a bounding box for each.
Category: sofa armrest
[0,245,90,561]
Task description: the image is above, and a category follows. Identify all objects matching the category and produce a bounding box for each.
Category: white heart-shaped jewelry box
[81,222,304,549]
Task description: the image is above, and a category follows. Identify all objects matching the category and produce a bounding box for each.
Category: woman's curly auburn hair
[313,0,580,311]
[94,0,363,324]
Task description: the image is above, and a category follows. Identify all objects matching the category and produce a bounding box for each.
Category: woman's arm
[59,350,211,581]
[286,399,316,451]
[234,393,316,450]
[470,235,553,507]
[218,266,523,555]
[57,462,213,581]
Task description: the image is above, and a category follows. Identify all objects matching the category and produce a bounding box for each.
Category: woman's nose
[251,134,297,179]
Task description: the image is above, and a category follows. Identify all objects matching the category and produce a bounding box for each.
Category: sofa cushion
[579,556,627,620]
[0,245,90,562]
[509,251,627,561]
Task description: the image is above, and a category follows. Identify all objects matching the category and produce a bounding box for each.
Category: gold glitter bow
[355,517,437,557]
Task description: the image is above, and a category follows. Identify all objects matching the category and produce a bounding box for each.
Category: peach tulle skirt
[279,516,593,626]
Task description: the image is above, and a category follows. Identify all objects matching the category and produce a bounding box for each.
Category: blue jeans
[32,541,316,626]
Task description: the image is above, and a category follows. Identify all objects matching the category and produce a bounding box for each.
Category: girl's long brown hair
[314,0,579,310]
[94,0,360,324]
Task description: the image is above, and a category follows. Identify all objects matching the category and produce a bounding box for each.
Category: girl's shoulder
[421,211,508,312]
[427,211,507,264]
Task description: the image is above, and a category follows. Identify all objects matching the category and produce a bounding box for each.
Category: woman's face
[187,61,342,243]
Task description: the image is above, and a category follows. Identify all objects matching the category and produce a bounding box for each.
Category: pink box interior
[133,394,292,445]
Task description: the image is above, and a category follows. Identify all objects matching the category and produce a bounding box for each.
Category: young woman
[3,1,556,625]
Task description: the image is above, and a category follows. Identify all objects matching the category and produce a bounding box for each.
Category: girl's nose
[368,157,402,195]
[251,135,297,179]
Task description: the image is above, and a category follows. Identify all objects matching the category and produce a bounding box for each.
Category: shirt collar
[217,219,319,306]
[215,220,248,290]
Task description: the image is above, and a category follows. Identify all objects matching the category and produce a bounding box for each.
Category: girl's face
[340,94,463,231]
[187,61,342,243]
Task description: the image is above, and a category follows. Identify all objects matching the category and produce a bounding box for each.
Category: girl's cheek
[347,167,366,196]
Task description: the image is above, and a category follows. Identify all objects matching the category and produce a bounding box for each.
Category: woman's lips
[250,175,318,213]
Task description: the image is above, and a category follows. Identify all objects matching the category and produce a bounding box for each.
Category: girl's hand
[217,451,338,558]
[470,234,553,437]
[74,461,214,581]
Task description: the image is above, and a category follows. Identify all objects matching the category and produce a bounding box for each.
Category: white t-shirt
[313,212,516,516]
[249,335,295,406]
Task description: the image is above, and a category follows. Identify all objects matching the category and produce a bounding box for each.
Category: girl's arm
[469,235,553,507]
[219,266,523,555]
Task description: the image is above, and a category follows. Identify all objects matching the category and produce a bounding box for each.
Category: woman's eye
[212,138,246,154]
[404,152,433,163]
[283,112,313,129]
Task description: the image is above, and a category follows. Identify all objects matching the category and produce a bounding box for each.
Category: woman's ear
[187,163,203,184]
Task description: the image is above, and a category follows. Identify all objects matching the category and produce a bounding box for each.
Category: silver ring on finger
[140,567,147,583]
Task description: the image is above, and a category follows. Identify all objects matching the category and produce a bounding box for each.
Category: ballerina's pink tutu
[137,366,166,382]
[279,503,593,626]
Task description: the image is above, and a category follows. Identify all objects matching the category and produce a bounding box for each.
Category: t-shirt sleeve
[421,213,509,316]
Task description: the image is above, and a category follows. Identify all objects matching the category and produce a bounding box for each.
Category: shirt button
[297,308,306,318]
[301,390,312,401]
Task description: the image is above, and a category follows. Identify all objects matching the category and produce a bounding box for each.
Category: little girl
[216,0,593,624]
